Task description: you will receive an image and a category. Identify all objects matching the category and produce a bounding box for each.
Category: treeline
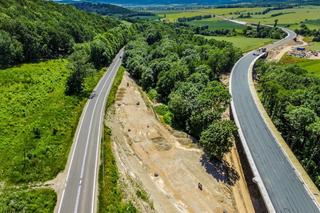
[244,23,286,39]
[72,2,134,16]
[256,62,320,189]
[124,22,241,160]
[195,26,236,36]
[66,24,133,96]
[0,0,118,68]
[295,24,320,42]
[72,2,156,21]
[260,5,294,15]
[194,22,285,39]
[177,14,214,23]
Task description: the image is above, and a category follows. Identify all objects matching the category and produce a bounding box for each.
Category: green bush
[0,188,56,213]
[163,112,173,125]
[154,104,169,116]
[147,89,158,101]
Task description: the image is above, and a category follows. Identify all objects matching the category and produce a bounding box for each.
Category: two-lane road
[230,28,319,212]
[57,49,124,213]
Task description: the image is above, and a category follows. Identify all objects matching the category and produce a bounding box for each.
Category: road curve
[230,29,320,212]
[57,49,124,213]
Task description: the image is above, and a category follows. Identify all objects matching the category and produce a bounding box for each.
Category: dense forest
[124,22,241,159]
[72,2,134,16]
[66,24,133,97]
[256,61,320,189]
[0,0,119,68]
[72,2,156,21]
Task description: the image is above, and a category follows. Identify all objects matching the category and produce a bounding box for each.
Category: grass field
[204,35,274,52]
[0,59,108,211]
[0,59,106,184]
[280,55,320,77]
[307,42,320,51]
[188,17,246,30]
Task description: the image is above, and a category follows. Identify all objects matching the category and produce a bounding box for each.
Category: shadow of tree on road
[200,155,239,186]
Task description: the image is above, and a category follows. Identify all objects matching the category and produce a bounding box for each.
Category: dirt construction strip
[105,72,255,213]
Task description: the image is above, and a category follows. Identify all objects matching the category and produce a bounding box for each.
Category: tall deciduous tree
[199,121,237,160]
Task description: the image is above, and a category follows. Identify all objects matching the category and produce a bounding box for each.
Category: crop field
[160,7,265,22]
[280,55,320,77]
[160,6,320,29]
[233,6,320,28]
[204,35,274,52]
[189,17,246,30]
[0,59,105,183]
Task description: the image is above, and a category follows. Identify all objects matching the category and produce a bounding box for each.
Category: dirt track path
[106,73,238,213]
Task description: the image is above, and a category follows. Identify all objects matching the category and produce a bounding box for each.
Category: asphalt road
[57,49,124,213]
[230,29,320,212]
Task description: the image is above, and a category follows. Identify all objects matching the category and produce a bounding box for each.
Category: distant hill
[0,0,119,67]
[71,2,157,20]
[53,0,319,6]
[72,2,134,16]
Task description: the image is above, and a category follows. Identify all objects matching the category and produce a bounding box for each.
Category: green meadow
[188,17,246,30]
[280,55,320,78]
[0,59,105,183]
[204,35,274,52]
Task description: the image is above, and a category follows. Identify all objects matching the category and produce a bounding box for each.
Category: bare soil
[106,73,254,213]
[267,35,307,61]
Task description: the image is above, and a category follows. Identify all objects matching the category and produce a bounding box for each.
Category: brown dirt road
[106,73,255,213]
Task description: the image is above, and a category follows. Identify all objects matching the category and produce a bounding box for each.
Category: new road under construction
[230,27,320,212]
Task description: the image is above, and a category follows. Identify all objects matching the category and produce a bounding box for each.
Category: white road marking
[91,57,122,213]
[74,61,117,213]
[57,52,122,213]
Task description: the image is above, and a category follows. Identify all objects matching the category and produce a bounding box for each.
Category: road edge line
[229,52,276,213]
[91,50,123,213]
[56,52,122,213]
[248,54,320,209]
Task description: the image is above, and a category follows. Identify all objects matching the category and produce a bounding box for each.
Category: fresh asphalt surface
[231,29,320,212]
[57,49,124,213]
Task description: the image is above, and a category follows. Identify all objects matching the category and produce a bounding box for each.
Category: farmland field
[204,35,274,52]
[233,6,320,28]
[280,55,320,77]
[160,6,320,29]
[160,7,265,22]
[189,17,246,30]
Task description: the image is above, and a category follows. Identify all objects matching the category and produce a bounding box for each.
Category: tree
[156,62,188,102]
[199,121,237,160]
[65,59,95,96]
[274,19,279,28]
[140,66,154,90]
[257,21,261,33]
[168,82,200,128]
[0,30,23,68]
[146,30,162,45]
[90,38,110,69]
